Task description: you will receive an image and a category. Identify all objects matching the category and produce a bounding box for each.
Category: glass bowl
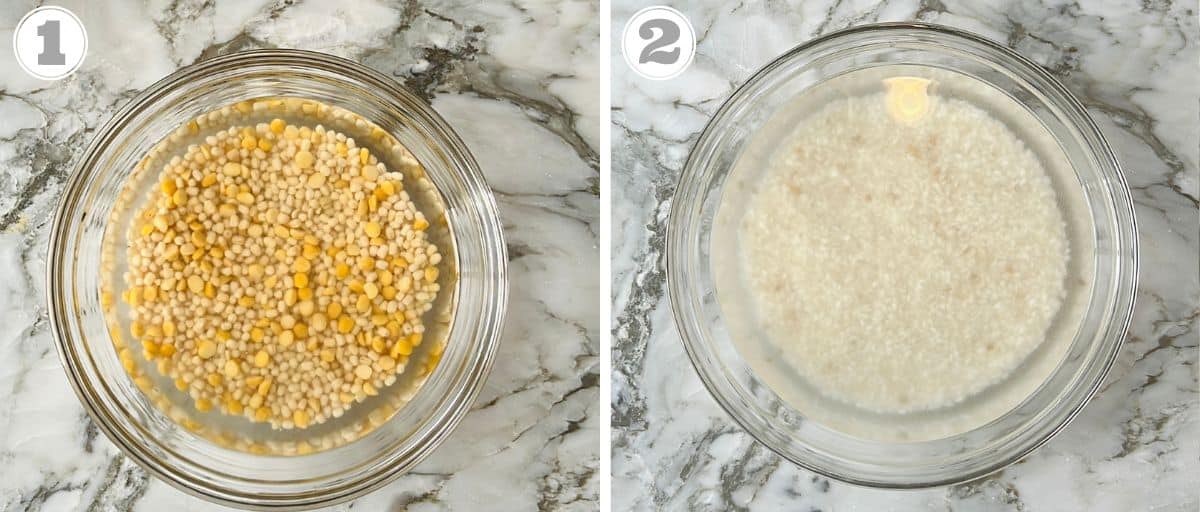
[47,50,507,508]
[668,22,1137,488]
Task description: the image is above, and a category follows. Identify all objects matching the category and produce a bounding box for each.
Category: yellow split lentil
[119,119,442,430]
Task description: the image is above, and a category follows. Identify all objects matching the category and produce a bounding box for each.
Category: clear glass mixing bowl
[668,23,1137,487]
[48,50,507,508]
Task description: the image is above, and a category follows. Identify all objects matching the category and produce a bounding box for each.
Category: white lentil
[118,119,444,429]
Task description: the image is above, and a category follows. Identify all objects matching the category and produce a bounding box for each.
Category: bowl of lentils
[48,50,507,508]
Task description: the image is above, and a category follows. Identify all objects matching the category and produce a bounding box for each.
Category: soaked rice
[741,92,1068,413]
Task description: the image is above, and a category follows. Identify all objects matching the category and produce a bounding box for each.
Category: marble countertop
[611,1,1198,510]
[0,1,597,510]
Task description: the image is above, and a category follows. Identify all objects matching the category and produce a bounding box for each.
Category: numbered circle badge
[13,6,88,81]
[622,6,696,80]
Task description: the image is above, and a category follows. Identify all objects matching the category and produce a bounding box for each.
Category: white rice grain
[741,92,1068,413]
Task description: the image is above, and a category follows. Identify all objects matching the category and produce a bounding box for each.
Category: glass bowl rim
[46,49,508,508]
[667,21,1138,488]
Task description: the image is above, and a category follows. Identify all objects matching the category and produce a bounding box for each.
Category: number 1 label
[36,20,66,65]
[13,6,87,80]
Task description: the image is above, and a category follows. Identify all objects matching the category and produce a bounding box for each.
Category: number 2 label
[638,19,681,65]
[622,6,696,80]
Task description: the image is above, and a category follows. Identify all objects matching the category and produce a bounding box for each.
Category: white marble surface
[0,1,597,510]
[612,1,1198,510]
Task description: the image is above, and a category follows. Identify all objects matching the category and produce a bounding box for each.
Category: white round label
[12,6,88,81]
[621,6,696,81]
